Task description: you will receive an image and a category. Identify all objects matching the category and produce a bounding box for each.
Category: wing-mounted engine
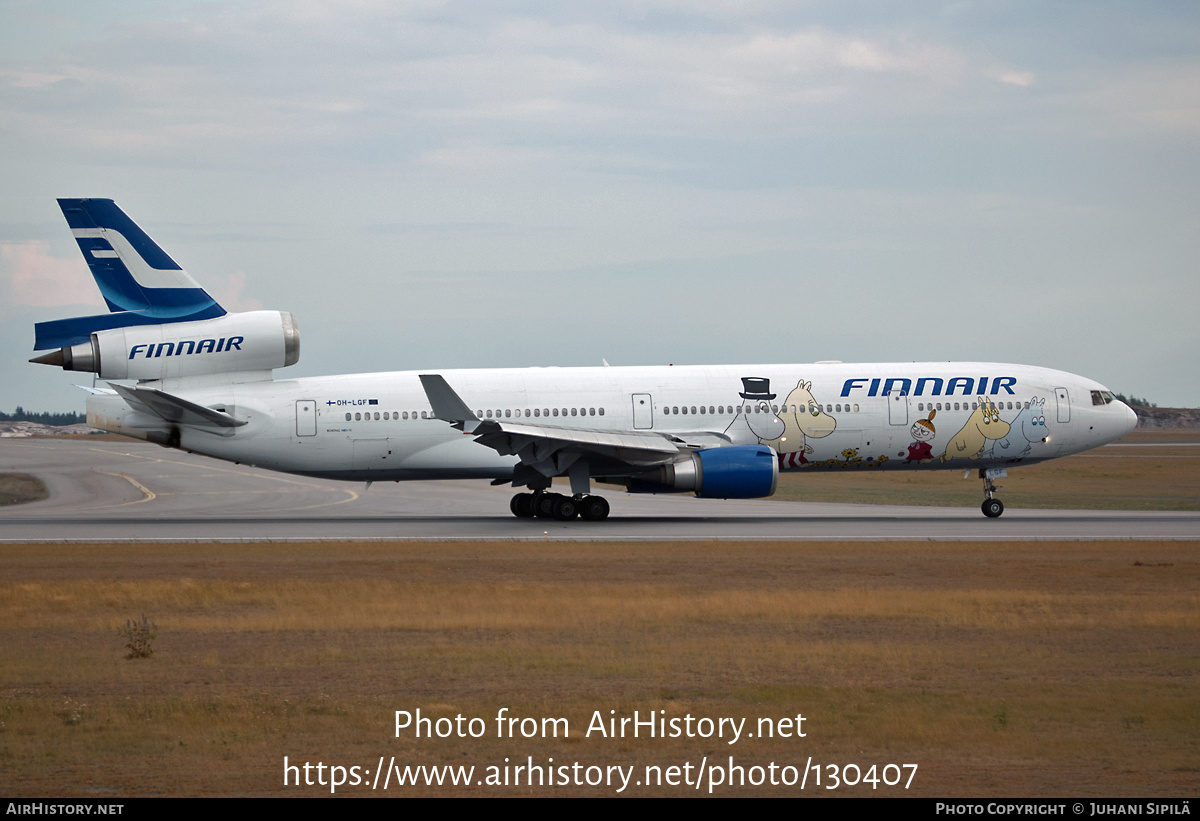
[625,444,779,499]
[31,310,299,382]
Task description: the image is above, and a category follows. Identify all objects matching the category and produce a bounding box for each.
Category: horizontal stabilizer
[74,384,116,396]
[34,309,224,351]
[111,384,246,428]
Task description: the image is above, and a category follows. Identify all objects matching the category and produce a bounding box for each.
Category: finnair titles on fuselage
[31,198,1137,520]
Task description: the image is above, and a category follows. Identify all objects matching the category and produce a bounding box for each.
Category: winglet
[419,374,481,433]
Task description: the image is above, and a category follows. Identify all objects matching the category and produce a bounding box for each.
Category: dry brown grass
[0,473,48,506]
[2,539,1196,797]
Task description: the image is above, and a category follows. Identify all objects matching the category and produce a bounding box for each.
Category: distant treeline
[1113,392,1156,408]
[1,407,87,426]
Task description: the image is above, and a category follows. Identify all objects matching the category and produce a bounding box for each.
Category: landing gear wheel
[981,498,1004,518]
[579,495,610,521]
[535,492,558,519]
[510,492,536,518]
[551,495,578,520]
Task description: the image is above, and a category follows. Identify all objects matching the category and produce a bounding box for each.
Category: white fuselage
[87,361,1137,483]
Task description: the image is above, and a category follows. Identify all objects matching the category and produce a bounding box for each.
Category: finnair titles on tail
[32,198,1137,520]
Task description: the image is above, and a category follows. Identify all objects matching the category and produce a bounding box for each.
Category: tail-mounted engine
[31,310,299,381]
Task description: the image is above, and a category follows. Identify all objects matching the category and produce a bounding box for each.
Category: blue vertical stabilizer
[33,199,226,349]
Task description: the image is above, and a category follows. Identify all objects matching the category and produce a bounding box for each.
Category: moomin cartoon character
[723,376,786,447]
[761,380,838,469]
[905,410,937,463]
[938,397,1011,462]
[989,397,1049,460]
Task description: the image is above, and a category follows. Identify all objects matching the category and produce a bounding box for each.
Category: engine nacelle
[34,311,299,380]
[626,445,779,499]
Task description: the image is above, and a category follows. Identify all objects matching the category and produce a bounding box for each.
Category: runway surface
[1,438,1197,541]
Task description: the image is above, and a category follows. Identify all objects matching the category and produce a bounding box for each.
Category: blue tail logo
[33,198,226,350]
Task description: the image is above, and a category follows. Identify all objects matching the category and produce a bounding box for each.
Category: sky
[2,0,1198,412]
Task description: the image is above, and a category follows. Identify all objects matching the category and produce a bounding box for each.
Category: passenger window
[599,408,604,416]
[534,408,540,417]
[345,413,351,421]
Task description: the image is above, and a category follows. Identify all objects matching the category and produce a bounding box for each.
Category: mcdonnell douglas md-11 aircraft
[31,198,1138,520]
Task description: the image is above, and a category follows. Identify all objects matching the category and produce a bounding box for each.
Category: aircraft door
[296,400,317,436]
[887,390,909,426]
[1055,387,1071,423]
[632,394,653,429]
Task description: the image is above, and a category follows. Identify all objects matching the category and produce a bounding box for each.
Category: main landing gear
[979,468,1005,518]
[510,491,610,521]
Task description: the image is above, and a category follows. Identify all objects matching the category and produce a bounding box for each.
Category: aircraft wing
[420,374,703,484]
[111,384,247,429]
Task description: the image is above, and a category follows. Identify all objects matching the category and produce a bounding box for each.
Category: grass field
[2,538,1196,797]
[0,473,47,507]
[1,429,1196,796]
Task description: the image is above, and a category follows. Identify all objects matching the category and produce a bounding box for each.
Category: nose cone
[1119,401,1138,437]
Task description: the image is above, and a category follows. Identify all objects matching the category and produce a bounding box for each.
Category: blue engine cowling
[625,445,778,499]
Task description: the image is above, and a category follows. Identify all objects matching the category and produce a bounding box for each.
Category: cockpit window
[1091,390,1115,406]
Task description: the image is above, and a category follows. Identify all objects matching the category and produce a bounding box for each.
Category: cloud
[1087,65,1200,136]
[0,8,986,165]
[0,242,103,317]
[997,71,1035,87]
[212,270,264,312]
